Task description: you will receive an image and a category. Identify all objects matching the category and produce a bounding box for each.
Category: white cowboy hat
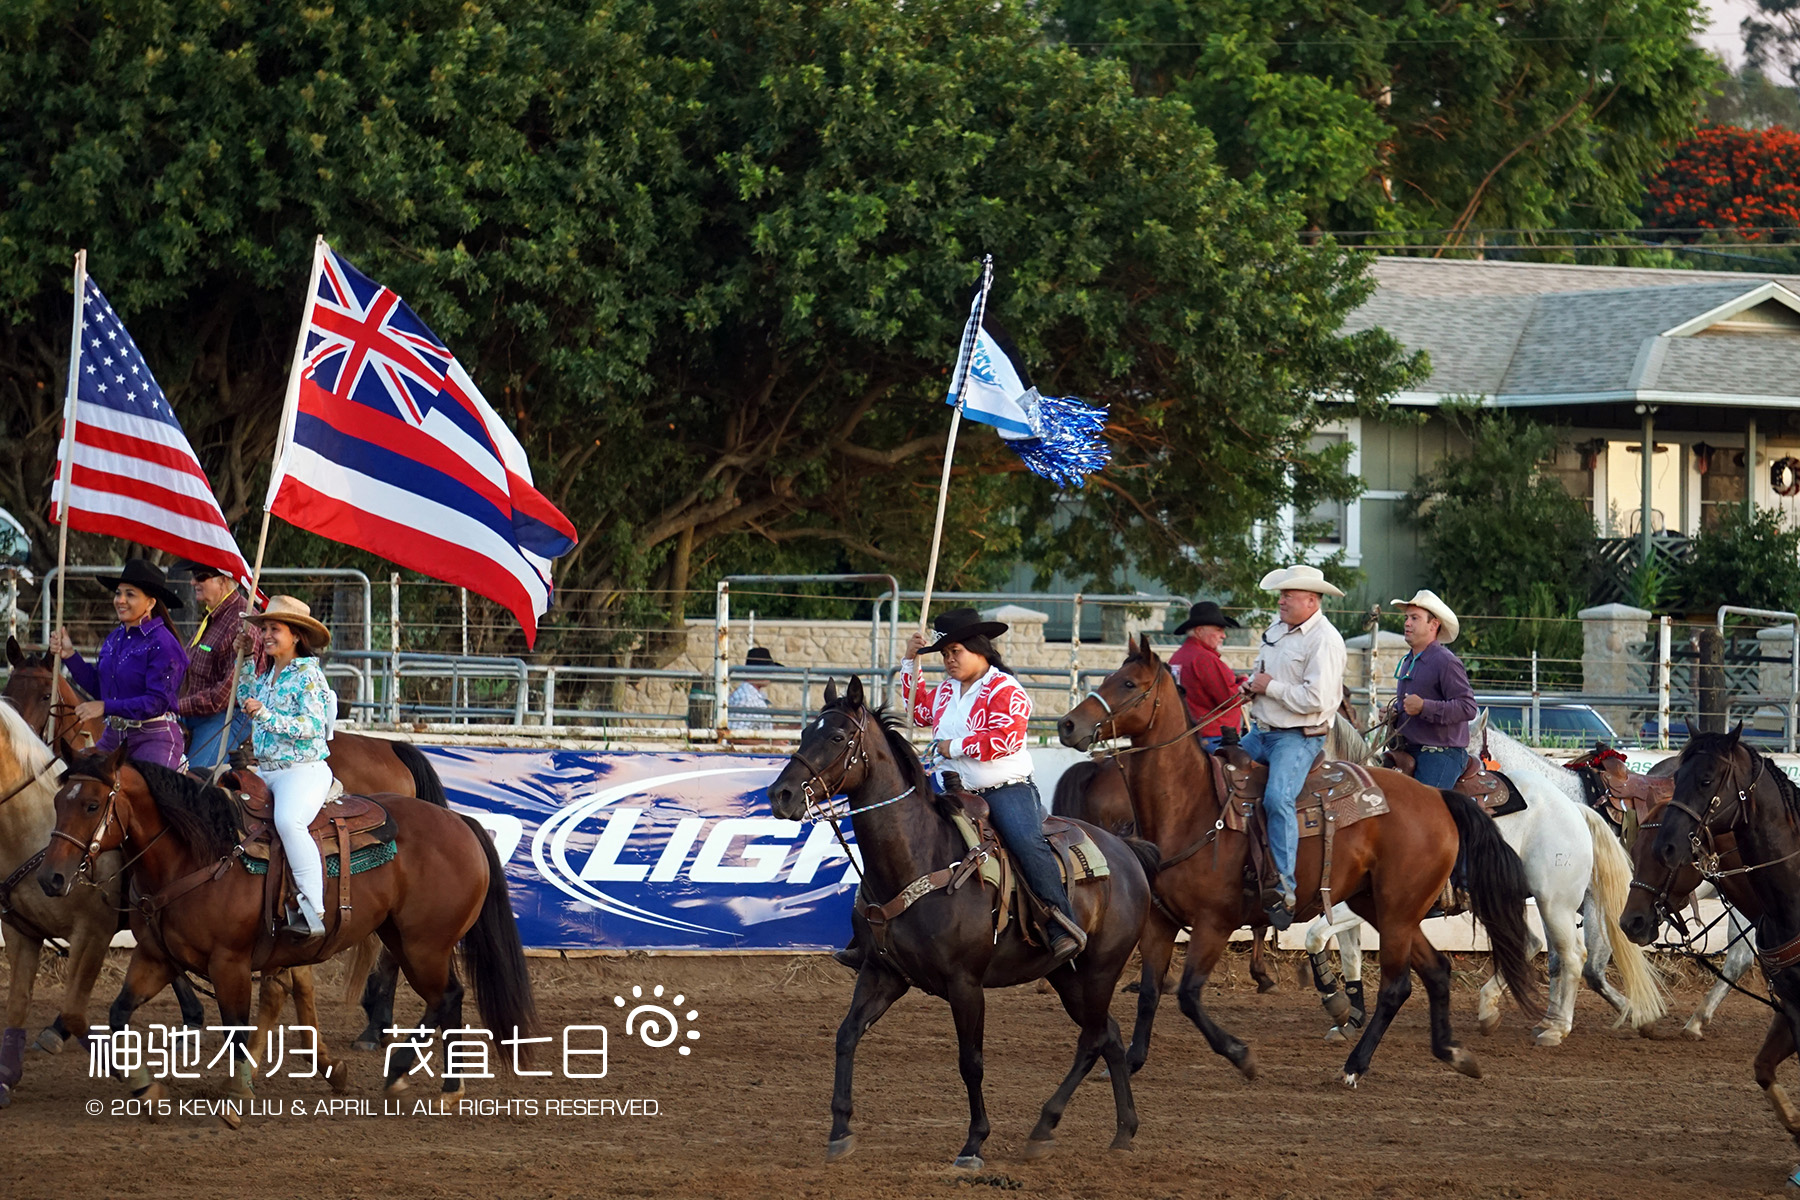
[1257,564,1345,598]
[1391,589,1460,645]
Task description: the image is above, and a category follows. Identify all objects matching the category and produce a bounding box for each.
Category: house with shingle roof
[1319,257,1800,606]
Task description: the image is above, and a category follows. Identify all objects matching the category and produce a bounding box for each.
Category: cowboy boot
[0,1027,25,1091]
[1048,909,1088,966]
[285,895,326,937]
[1262,888,1296,932]
[832,930,867,972]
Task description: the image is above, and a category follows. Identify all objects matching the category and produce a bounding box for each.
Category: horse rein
[787,706,925,886]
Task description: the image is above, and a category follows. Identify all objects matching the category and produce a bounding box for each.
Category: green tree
[0,0,1422,657]
[1398,408,1595,616]
[1054,0,1718,249]
[1673,507,1800,612]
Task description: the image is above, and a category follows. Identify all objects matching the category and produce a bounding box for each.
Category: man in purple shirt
[47,558,189,769]
[1388,589,1477,791]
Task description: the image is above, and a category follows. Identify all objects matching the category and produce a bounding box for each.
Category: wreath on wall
[1772,456,1800,497]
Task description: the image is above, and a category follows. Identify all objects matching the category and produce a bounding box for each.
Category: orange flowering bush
[1646,122,1800,239]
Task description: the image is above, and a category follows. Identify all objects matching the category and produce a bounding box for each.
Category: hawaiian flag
[266,242,577,645]
[51,271,255,588]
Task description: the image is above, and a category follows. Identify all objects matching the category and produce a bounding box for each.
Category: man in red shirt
[1166,600,1245,750]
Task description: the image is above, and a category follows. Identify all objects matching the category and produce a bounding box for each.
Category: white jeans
[265,761,331,912]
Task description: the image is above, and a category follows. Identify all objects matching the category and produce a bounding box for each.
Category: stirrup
[1263,889,1296,932]
[1048,910,1087,964]
[284,898,326,938]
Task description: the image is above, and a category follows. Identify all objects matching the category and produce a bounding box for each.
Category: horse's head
[1629,725,1754,943]
[1059,634,1169,751]
[1618,795,1700,945]
[37,743,132,897]
[767,676,877,820]
[2,635,55,729]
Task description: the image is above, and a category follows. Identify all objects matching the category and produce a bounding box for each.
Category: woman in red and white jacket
[900,607,1086,965]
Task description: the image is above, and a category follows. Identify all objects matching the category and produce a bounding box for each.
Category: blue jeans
[980,780,1073,918]
[183,709,253,771]
[1411,745,1469,791]
[1201,736,1225,754]
[1236,726,1323,896]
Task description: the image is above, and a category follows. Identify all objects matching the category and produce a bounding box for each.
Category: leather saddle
[1591,756,1673,825]
[1379,747,1526,818]
[1210,749,1390,839]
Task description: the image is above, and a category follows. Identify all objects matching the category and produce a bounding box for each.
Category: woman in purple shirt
[47,558,189,770]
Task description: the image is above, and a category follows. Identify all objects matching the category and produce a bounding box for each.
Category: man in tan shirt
[1238,564,1347,929]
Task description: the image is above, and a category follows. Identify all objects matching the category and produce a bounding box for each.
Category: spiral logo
[613,984,701,1056]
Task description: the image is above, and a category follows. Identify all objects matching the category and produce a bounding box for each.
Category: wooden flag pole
[208,236,325,779]
[46,250,88,744]
[918,254,994,633]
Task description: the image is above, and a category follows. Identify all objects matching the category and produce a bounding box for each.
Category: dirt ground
[1,945,1796,1200]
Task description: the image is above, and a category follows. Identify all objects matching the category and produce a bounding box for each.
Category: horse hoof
[1477,1012,1501,1037]
[1021,1137,1054,1162]
[329,1067,352,1095]
[1531,1029,1564,1049]
[1255,978,1278,995]
[384,1077,411,1098]
[826,1135,856,1162]
[441,1086,466,1104]
[1450,1048,1482,1079]
[1342,1072,1360,1089]
[1324,1026,1347,1044]
[33,1029,65,1055]
[1234,1050,1258,1081]
[219,1104,242,1131]
[225,1081,254,1101]
[1682,1019,1705,1041]
[351,1039,383,1053]
[1108,1131,1134,1152]
[954,1154,986,1170]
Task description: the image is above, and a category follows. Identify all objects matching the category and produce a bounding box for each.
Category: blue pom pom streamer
[1007,393,1110,489]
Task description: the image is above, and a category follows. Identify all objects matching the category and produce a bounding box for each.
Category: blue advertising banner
[421,747,859,950]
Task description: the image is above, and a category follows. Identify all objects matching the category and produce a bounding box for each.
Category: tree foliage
[1054,0,1717,248]
[0,0,1423,654]
[1674,506,1800,612]
[1645,122,1800,238]
[1398,408,1594,617]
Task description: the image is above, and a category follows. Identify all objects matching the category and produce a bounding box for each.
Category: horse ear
[823,679,839,706]
[846,675,865,707]
[58,739,81,768]
[5,635,23,671]
[104,741,129,778]
[1138,633,1158,663]
[1729,721,1744,746]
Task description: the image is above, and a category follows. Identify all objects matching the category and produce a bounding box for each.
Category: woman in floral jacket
[235,595,335,938]
[899,607,1085,965]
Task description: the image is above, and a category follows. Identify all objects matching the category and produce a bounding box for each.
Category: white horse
[1306,714,1665,1045]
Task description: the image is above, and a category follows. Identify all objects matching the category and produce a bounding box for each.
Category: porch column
[1638,405,1655,567]
[1747,414,1758,519]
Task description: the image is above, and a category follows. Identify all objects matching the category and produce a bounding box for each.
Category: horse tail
[1441,788,1544,1020]
[456,813,540,1054]
[391,741,448,808]
[1582,804,1668,1027]
[1122,835,1162,883]
[339,933,383,1007]
[1051,761,1099,820]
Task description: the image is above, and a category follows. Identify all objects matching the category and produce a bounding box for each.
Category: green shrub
[1674,508,1800,612]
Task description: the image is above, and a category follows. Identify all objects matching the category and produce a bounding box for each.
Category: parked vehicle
[1474,697,1619,746]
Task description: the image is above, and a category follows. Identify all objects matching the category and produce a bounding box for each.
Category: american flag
[267,242,576,645]
[50,279,253,587]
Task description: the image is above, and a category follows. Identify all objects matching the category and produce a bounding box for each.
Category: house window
[1271,419,1362,567]
[1305,431,1349,546]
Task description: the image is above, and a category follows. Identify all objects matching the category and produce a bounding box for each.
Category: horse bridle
[46,770,124,885]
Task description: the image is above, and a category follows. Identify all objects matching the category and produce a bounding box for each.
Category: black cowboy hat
[171,557,228,581]
[1173,600,1240,635]
[745,646,782,667]
[918,606,1009,655]
[94,558,183,611]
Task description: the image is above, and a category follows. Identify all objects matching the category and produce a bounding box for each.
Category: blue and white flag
[944,289,1110,488]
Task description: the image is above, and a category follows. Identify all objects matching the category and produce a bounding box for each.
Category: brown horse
[1621,729,1800,1161]
[766,677,1161,1166]
[4,634,440,1051]
[36,746,535,1123]
[1058,637,1541,1086]
[1052,757,1280,994]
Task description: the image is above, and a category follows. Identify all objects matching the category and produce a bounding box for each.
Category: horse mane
[0,696,56,783]
[823,693,948,822]
[65,754,240,861]
[1680,730,1800,820]
[1478,720,1588,806]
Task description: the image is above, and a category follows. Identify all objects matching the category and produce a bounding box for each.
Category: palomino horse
[4,635,443,1053]
[36,746,535,1123]
[1625,728,1800,1175]
[1059,637,1542,1086]
[765,677,1160,1166]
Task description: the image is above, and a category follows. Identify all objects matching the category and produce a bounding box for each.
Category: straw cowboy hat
[95,558,183,611]
[1391,588,1461,645]
[245,595,332,649]
[918,606,1009,655]
[1257,564,1345,598]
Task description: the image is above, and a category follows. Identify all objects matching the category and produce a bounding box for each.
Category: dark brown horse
[766,677,1160,1166]
[1052,756,1279,994]
[36,746,535,1124]
[1623,728,1800,1163]
[1059,637,1541,1086]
